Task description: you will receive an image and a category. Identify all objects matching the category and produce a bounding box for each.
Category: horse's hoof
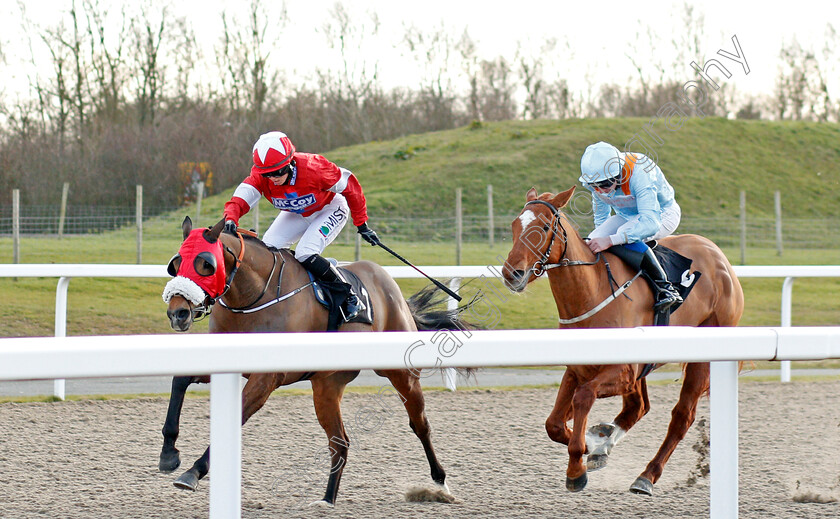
[158,450,181,473]
[173,471,199,491]
[566,472,588,492]
[308,500,334,508]
[585,422,616,452]
[587,453,608,471]
[629,476,654,496]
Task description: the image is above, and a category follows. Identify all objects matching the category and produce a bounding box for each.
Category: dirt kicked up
[0,379,839,518]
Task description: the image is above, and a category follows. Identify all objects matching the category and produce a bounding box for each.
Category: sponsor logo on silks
[271,192,316,213]
[318,207,348,237]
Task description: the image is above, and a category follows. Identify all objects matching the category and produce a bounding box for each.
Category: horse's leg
[631,362,709,496]
[160,376,207,473]
[173,373,283,491]
[377,369,449,492]
[545,370,577,445]
[311,372,358,506]
[587,377,650,471]
[566,365,636,492]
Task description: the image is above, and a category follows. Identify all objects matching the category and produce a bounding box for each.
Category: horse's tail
[406,283,481,378]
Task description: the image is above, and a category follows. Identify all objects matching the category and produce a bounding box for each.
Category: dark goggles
[590,176,619,189]
[261,165,291,178]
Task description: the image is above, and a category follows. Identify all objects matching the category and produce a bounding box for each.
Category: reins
[218,248,314,314]
[202,230,312,316]
[521,199,641,324]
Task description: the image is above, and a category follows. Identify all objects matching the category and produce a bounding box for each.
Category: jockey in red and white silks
[224,150,369,259]
[223,131,380,320]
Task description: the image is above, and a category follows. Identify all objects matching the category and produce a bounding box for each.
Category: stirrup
[653,287,682,311]
[343,293,363,321]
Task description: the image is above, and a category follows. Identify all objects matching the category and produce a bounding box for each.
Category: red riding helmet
[251,131,296,175]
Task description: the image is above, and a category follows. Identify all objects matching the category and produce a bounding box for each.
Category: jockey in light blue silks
[579,141,683,311]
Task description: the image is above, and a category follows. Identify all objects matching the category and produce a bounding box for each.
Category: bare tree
[216,0,285,128]
[402,21,461,130]
[317,1,383,145]
[129,1,168,126]
[477,57,516,121]
[517,39,557,120]
[457,29,481,121]
[774,37,827,121]
[84,0,127,127]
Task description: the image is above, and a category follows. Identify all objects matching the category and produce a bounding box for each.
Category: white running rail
[1,263,838,397]
[1,327,840,518]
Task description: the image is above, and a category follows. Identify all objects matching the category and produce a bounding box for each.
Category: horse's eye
[194,251,217,277]
[167,254,181,276]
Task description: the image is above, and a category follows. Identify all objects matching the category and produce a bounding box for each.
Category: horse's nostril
[513,269,526,280]
[175,308,191,321]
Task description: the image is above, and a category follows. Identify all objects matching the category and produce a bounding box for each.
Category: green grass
[1,232,837,338]
[325,118,840,219]
[1,118,838,338]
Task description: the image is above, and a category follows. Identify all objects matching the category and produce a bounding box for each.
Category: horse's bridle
[521,199,644,325]
[188,231,248,320]
[523,199,601,278]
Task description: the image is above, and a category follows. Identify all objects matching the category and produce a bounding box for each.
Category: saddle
[306,262,374,331]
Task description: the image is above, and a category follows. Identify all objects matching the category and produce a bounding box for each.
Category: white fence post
[210,373,242,519]
[780,277,795,382]
[53,277,71,400]
[710,360,739,519]
[443,277,461,391]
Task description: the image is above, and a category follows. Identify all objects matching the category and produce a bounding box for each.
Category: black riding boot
[607,244,683,312]
[300,254,362,321]
[640,248,683,311]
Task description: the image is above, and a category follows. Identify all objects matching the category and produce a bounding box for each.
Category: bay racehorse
[502,187,744,495]
[162,216,473,505]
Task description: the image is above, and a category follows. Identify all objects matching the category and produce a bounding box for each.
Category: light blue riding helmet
[579,141,622,184]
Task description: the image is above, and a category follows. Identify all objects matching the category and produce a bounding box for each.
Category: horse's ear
[526,188,538,201]
[550,186,576,208]
[182,216,192,240]
[206,218,225,242]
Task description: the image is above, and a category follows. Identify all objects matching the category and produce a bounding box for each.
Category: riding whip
[374,241,462,301]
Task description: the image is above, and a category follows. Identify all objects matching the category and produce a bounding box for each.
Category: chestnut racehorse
[502,187,744,495]
[162,217,472,506]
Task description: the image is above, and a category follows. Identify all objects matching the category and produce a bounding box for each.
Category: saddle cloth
[307,264,374,331]
[649,242,702,314]
[638,242,702,379]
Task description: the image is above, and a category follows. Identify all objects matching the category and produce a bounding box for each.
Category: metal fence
[1,204,838,249]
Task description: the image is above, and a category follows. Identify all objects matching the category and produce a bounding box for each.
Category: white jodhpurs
[261,194,350,262]
[588,201,681,244]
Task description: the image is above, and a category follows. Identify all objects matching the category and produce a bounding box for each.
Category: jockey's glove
[357,223,380,245]
[224,219,238,234]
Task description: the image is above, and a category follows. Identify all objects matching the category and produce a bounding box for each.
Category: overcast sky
[1,0,837,101]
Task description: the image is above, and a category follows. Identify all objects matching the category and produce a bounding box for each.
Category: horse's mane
[222,229,282,254]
